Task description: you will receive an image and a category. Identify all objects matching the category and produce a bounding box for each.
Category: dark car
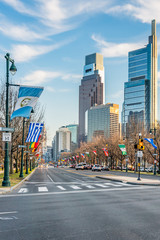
[102,166,110,171]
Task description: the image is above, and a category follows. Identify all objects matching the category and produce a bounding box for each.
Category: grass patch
[0,169,33,187]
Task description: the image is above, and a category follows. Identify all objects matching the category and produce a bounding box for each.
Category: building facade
[54,127,71,161]
[86,103,119,142]
[66,124,79,152]
[79,53,105,144]
[123,19,157,136]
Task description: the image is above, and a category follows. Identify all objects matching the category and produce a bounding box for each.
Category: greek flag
[144,138,157,149]
[11,86,43,120]
[26,123,43,143]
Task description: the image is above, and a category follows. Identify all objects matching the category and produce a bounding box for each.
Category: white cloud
[0,19,44,42]
[22,71,61,85]
[106,0,160,23]
[22,70,82,85]
[91,34,143,58]
[11,38,73,62]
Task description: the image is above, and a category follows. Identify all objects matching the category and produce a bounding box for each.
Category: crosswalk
[17,181,134,194]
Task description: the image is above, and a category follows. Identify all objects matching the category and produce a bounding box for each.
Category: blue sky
[0,0,160,145]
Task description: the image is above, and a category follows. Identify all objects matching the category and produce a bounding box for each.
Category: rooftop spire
[152,19,156,35]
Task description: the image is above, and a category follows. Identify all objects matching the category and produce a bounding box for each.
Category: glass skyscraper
[86,103,119,142]
[123,19,157,136]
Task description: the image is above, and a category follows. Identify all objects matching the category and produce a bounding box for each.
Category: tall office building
[55,127,71,161]
[79,53,105,144]
[86,103,119,142]
[66,124,79,152]
[123,20,157,136]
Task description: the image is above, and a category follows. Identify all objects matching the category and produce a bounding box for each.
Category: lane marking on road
[95,184,109,188]
[104,183,123,187]
[70,185,82,190]
[57,186,66,191]
[38,187,48,192]
[84,185,95,189]
[0,186,156,198]
[18,188,28,193]
[0,216,18,220]
[0,211,18,215]
[47,174,54,182]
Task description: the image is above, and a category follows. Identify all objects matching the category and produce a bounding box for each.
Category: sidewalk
[0,168,36,194]
[96,174,160,186]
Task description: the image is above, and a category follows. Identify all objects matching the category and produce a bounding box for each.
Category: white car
[75,164,84,170]
[92,164,102,171]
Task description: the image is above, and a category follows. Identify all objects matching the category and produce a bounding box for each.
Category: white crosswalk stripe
[57,186,66,191]
[94,184,109,188]
[38,187,48,192]
[70,185,82,190]
[84,185,95,189]
[18,188,28,193]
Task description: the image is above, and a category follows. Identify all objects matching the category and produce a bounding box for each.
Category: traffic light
[138,139,145,150]
[134,144,138,149]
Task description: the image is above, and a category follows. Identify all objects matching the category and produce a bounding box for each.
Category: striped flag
[26,123,43,142]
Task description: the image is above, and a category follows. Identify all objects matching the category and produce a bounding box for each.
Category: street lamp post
[19,118,25,178]
[150,128,157,175]
[2,53,17,187]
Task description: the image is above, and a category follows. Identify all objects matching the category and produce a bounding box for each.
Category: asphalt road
[0,167,160,240]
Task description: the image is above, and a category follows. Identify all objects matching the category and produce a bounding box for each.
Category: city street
[0,167,160,240]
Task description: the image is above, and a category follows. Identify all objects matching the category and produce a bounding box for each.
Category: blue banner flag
[144,138,157,149]
[26,122,44,143]
[11,86,43,120]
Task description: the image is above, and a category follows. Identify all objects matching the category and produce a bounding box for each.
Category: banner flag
[81,153,85,158]
[144,138,157,149]
[29,142,35,149]
[11,86,43,120]
[102,148,109,156]
[85,152,90,157]
[34,135,41,150]
[118,144,127,155]
[26,123,43,142]
[93,150,97,155]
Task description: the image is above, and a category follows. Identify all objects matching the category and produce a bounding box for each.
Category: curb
[96,176,160,186]
[0,168,37,194]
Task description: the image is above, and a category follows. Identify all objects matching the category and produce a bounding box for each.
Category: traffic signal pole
[137,157,141,180]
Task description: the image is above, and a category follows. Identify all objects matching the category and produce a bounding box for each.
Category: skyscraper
[123,19,157,136]
[79,53,105,144]
[86,103,119,142]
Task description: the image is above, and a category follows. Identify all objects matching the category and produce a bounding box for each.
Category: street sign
[18,145,27,148]
[2,132,11,142]
[0,127,14,132]
[137,151,143,158]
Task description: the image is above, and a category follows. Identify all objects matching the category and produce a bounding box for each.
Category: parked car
[92,164,102,171]
[87,165,93,170]
[75,164,84,170]
[69,164,76,168]
[115,166,121,170]
[102,166,110,171]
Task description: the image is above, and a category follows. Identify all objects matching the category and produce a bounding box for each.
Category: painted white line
[95,184,109,188]
[57,186,66,191]
[70,185,82,190]
[104,183,122,187]
[38,187,48,192]
[0,211,17,215]
[18,188,28,193]
[47,175,54,182]
[0,186,154,198]
[85,185,95,189]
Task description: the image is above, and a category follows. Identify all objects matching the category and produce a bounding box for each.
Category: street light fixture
[2,53,17,187]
